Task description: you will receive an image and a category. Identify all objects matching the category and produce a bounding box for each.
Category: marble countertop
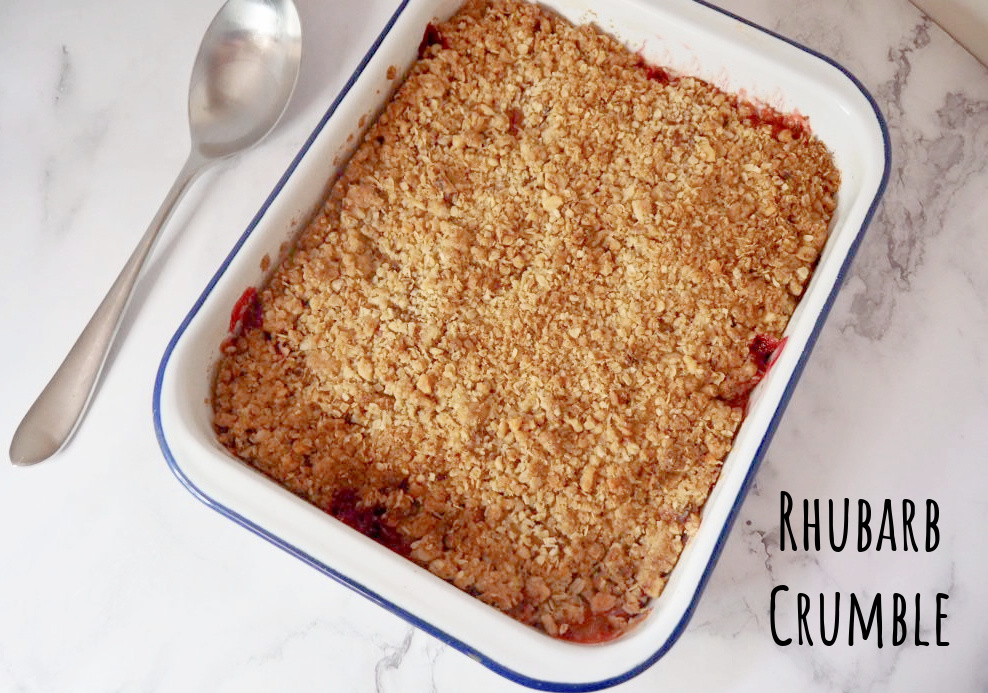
[2,0,986,690]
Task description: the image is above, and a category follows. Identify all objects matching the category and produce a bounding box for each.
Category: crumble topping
[212,0,839,641]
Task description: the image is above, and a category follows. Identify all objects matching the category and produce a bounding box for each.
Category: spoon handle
[9,153,205,466]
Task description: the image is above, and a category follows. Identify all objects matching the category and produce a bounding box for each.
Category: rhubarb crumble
[212,0,840,642]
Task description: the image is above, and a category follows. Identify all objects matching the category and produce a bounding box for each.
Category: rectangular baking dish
[154,0,889,688]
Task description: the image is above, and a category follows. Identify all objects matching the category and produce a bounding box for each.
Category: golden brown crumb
[213,0,839,642]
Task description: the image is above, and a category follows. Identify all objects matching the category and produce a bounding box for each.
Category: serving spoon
[9,0,302,466]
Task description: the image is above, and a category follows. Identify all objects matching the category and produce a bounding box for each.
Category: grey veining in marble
[1,0,986,690]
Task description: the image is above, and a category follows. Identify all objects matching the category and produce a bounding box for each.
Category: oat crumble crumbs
[212,0,839,642]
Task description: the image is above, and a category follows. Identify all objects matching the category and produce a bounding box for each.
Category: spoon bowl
[190,0,301,159]
[9,0,302,466]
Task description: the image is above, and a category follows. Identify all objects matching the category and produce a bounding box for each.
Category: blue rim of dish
[153,0,891,690]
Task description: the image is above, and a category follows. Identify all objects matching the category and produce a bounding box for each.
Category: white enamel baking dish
[154,0,889,688]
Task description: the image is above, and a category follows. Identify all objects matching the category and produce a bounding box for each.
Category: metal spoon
[9,0,302,466]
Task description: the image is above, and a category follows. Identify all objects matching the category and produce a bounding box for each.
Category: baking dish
[154,0,889,688]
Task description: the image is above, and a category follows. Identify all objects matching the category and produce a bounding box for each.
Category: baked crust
[213,0,839,641]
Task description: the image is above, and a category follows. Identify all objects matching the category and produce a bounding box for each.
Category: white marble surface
[2,0,987,690]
